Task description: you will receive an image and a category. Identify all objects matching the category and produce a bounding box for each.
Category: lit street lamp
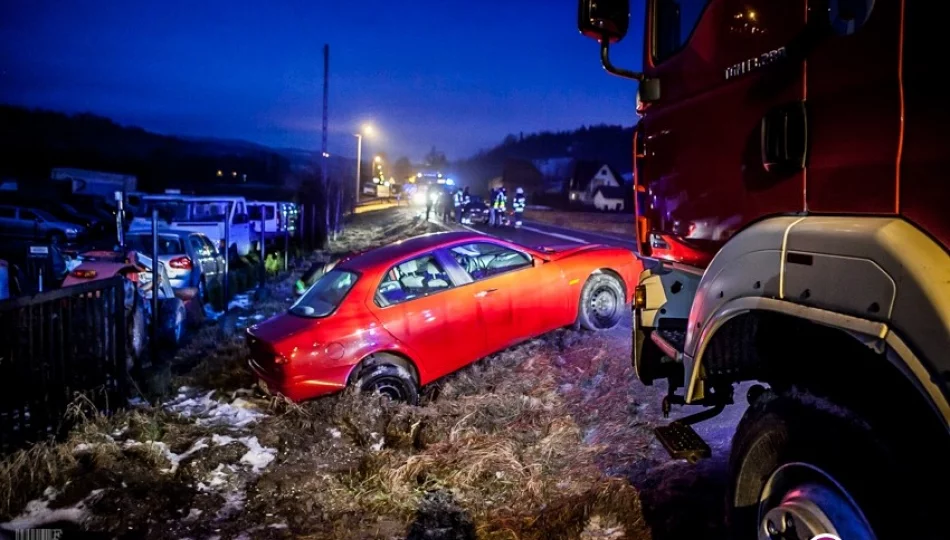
[354,124,375,204]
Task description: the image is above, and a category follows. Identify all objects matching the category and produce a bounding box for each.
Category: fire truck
[579,1,949,538]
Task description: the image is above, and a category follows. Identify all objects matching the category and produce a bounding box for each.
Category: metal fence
[0,276,127,452]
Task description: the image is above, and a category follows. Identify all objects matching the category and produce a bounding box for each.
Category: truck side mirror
[578,0,630,43]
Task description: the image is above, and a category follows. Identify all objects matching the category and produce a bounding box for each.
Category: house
[593,186,627,212]
[567,162,621,205]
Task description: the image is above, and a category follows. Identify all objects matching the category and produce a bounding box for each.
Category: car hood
[537,243,609,261]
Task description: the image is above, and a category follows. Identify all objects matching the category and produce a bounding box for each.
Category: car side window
[376,253,453,307]
[200,236,219,256]
[0,207,14,218]
[19,209,36,221]
[449,242,532,281]
[189,235,208,255]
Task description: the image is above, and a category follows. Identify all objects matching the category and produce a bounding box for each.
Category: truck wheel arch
[683,216,950,430]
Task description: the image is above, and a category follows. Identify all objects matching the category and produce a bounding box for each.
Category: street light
[354,124,375,203]
[374,155,382,163]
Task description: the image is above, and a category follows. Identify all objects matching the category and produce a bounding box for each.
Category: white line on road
[520,226,589,244]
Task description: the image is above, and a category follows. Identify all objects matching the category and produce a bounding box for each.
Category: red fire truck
[579,1,949,538]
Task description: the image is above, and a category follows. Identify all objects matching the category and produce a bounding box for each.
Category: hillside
[0,106,293,192]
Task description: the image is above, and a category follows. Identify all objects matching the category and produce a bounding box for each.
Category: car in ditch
[247,231,641,403]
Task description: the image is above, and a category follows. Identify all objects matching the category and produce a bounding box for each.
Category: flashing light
[437,173,442,178]
[412,192,426,205]
[374,156,382,163]
[417,173,422,178]
[216,170,223,177]
[322,152,330,158]
[373,177,380,184]
[446,178,455,186]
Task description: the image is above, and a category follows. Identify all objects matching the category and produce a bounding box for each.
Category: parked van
[130,195,251,256]
[249,201,298,241]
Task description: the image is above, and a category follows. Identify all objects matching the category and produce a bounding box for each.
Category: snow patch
[228,293,252,311]
[239,436,277,473]
[123,438,208,473]
[327,428,342,439]
[163,389,266,429]
[1,488,103,531]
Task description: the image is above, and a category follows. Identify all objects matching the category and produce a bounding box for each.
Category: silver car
[126,229,224,299]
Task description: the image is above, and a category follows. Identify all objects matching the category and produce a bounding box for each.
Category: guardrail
[0,276,127,452]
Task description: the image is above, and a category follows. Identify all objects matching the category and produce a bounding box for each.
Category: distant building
[593,186,627,212]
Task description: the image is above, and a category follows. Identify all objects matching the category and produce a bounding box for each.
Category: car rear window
[291,269,358,318]
[127,234,184,255]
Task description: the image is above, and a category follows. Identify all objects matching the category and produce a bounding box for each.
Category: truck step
[655,421,711,464]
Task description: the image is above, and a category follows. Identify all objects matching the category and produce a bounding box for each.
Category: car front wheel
[577,273,625,331]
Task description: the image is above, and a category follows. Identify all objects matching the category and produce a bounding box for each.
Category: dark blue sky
[0,0,644,161]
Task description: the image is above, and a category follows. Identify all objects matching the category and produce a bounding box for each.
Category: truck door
[640,0,807,268]
[804,1,902,215]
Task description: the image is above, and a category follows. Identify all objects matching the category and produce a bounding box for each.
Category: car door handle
[475,288,498,298]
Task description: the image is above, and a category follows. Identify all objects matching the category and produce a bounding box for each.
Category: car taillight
[169,256,192,269]
[70,269,97,279]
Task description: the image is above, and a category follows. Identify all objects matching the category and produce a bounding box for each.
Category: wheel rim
[588,286,620,328]
[368,377,407,401]
[758,463,876,540]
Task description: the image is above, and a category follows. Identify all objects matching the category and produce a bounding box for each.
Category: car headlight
[65,227,79,235]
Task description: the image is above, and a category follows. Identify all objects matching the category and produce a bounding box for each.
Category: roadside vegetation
[1,208,726,539]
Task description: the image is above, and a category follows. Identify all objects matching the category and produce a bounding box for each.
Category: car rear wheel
[355,363,419,404]
[159,297,186,345]
[577,273,625,331]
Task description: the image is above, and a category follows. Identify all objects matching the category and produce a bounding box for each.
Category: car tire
[355,363,419,405]
[159,297,186,345]
[197,277,207,302]
[126,295,147,371]
[728,389,940,540]
[577,273,625,331]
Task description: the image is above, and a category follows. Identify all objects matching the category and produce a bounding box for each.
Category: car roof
[340,231,489,271]
[126,228,199,239]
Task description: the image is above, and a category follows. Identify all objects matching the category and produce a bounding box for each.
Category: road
[458,216,639,253]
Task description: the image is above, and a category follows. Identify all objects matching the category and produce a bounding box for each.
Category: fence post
[259,210,266,285]
[284,211,290,271]
[151,209,159,354]
[223,202,231,309]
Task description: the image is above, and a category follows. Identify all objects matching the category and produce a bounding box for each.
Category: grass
[0,208,694,539]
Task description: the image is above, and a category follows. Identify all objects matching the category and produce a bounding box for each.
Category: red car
[247,231,641,402]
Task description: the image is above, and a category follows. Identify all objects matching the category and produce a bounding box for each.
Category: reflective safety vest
[513,194,526,212]
[453,191,463,207]
[493,192,507,210]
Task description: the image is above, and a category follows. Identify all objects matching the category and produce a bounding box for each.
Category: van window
[653,0,710,63]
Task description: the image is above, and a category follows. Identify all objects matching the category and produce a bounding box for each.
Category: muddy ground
[0,208,738,539]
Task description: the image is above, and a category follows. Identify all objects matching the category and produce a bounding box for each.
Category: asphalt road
[457,216,639,253]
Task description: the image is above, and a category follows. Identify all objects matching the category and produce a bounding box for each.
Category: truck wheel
[159,297,186,345]
[577,273,625,331]
[355,363,419,405]
[728,389,934,540]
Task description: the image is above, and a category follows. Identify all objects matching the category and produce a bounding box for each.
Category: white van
[130,195,251,256]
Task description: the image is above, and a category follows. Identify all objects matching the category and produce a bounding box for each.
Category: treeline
[0,106,291,192]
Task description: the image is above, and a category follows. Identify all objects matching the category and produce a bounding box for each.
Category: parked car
[247,231,641,403]
[462,196,490,225]
[63,249,187,363]
[125,229,224,299]
[0,204,85,243]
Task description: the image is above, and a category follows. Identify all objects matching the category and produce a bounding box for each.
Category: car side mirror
[532,257,543,268]
[578,0,630,43]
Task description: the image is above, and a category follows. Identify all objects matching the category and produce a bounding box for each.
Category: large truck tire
[727,389,943,540]
[159,297,186,346]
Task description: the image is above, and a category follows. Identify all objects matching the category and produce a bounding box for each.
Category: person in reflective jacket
[492,187,507,228]
[512,187,526,228]
[488,187,497,227]
[452,188,464,223]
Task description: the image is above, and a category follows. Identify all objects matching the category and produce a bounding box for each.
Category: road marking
[520,226,588,244]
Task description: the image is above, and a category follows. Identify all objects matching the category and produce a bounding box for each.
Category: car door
[16,209,40,239]
[371,252,482,381]
[198,234,224,284]
[446,242,551,354]
[0,206,18,238]
[187,234,214,285]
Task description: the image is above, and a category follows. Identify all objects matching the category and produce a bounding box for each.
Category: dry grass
[525,209,633,238]
[0,208,686,539]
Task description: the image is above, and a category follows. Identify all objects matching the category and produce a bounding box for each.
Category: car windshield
[290,269,358,318]
[127,234,184,255]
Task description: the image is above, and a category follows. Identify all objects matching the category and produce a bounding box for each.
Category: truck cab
[579,1,950,537]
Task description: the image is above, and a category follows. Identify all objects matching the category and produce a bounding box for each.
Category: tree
[424,146,448,170]
[393,157,412,182]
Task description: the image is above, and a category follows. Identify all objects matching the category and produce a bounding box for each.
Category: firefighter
[512,187,526,228]
[488,187,497,227]
[425,187,435,221]
[492,187,507,228]
[453,188,464,223]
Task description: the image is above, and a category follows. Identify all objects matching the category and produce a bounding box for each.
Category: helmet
[516,187,524,195]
